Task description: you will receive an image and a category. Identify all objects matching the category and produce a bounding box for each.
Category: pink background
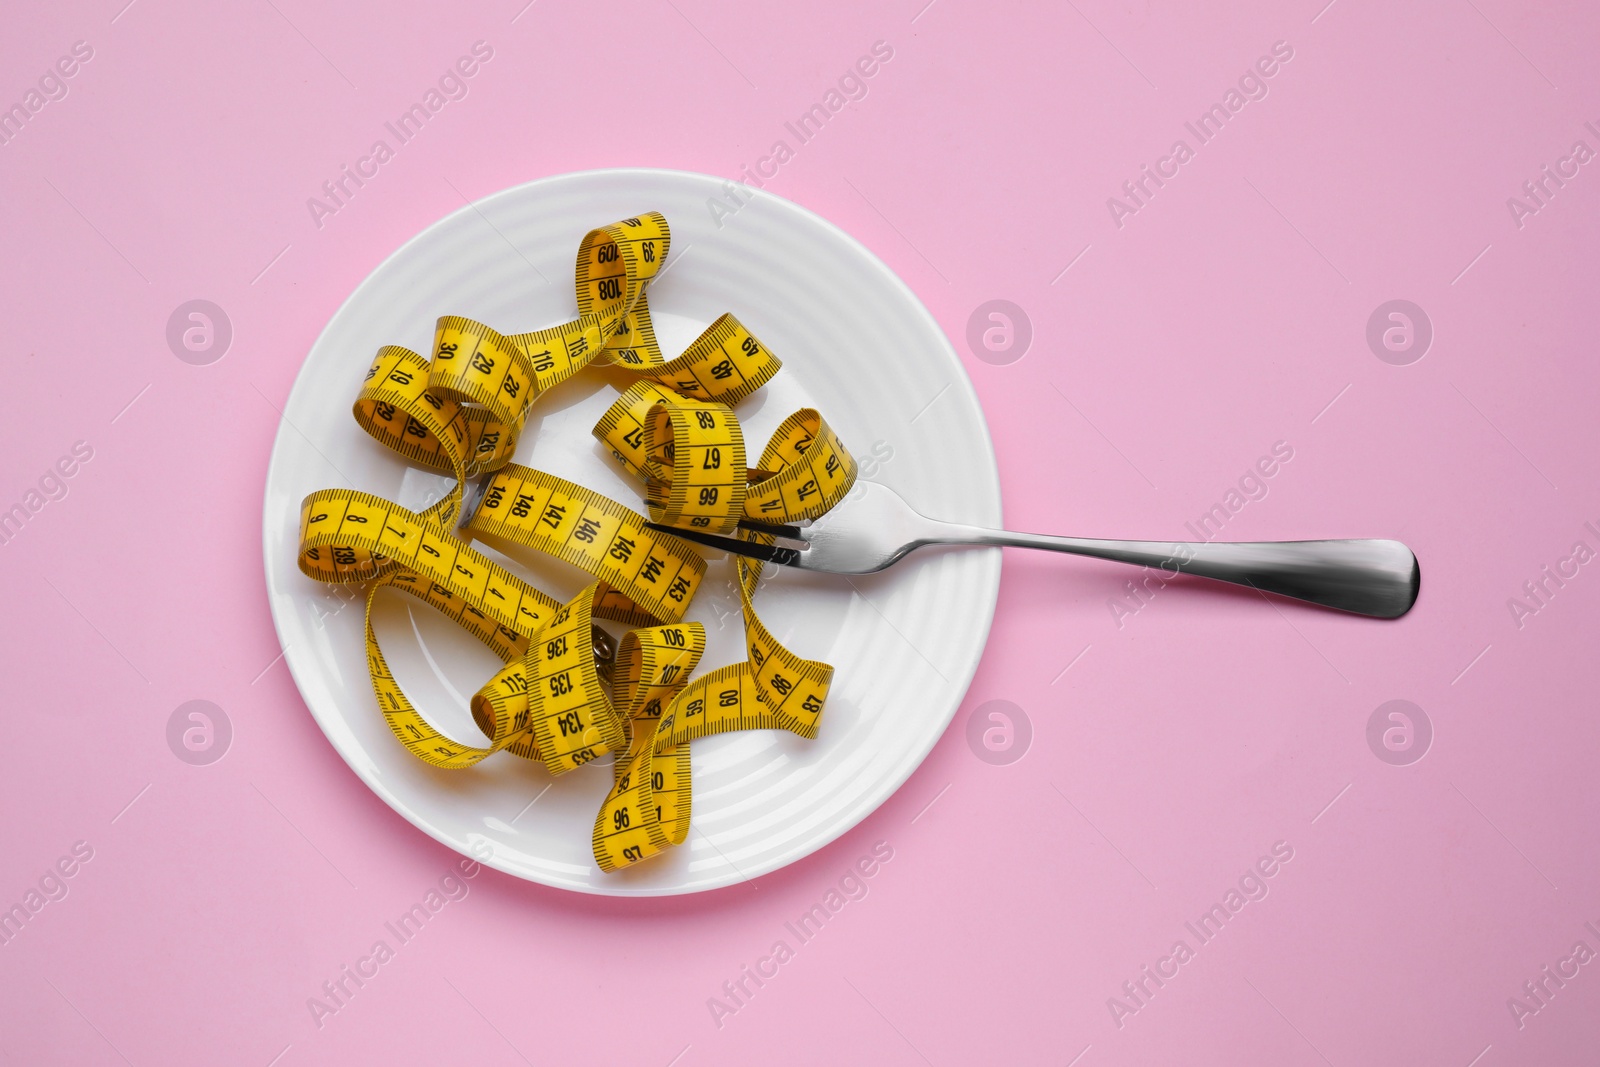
[3,0,1598,1063]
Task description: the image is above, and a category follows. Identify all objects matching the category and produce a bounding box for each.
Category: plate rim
[261,166,1003,895]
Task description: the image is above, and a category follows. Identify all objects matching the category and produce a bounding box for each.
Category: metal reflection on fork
[647,481,1421,619]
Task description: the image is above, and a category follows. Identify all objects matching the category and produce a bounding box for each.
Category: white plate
[262,168,1001,895]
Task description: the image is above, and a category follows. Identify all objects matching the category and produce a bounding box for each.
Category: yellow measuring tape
[296,212,858,871]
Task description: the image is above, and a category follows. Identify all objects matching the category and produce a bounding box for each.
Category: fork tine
[643,523,803,567]
[735,518,807,540]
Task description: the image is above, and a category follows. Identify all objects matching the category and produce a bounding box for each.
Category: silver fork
[647,481,1420,619]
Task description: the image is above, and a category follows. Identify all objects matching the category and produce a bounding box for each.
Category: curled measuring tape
[296,212,857,871]
[589,390,856,869]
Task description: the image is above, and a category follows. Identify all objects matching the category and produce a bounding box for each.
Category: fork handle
[930,529,1420,618]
